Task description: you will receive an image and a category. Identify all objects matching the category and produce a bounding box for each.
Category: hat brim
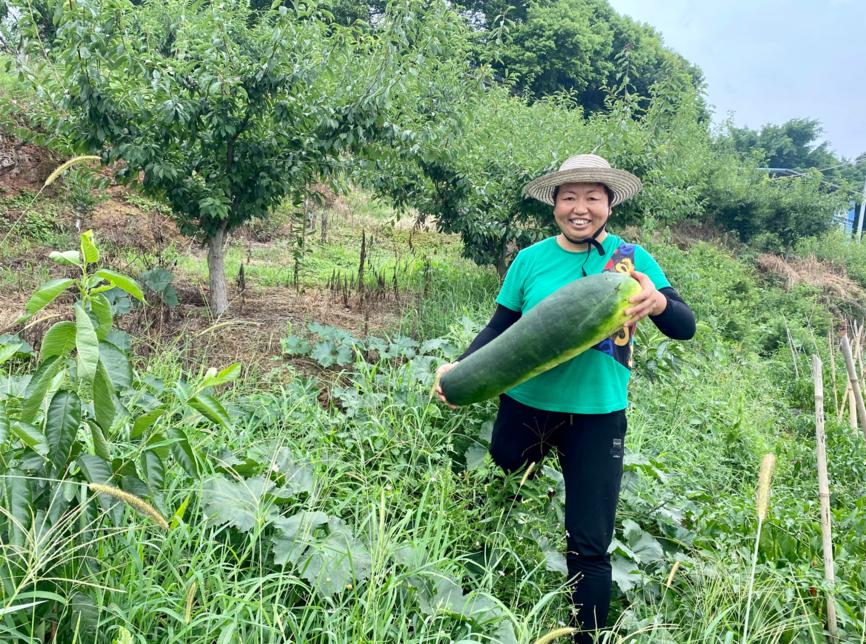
[523,167,642,207]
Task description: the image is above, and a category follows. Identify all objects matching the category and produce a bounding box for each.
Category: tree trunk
[495,248,508,280]
[495,230,511,280]
[207,224,229,317]
[320,208,328,244]
[495,217,515,280]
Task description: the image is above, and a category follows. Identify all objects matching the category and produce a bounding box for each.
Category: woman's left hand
[625,270,667,324]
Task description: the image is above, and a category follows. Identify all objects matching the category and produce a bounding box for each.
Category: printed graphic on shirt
[591,243,635,369]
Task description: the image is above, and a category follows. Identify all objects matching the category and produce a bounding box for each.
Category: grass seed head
[88,483,169,530]
[755,453,776,522]
[533,627,578,644]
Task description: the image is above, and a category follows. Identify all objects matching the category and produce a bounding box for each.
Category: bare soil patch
[127,281,404,371]
[0,133,62,195]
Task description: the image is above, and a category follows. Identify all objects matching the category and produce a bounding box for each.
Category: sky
[607,0,866,160]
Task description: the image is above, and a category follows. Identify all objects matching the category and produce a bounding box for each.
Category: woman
[435,154,696,641]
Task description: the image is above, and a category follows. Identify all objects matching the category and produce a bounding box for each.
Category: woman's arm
[458,304,522,360]
[649,287,696,340]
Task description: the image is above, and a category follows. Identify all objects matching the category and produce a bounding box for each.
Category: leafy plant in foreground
[0,231,236,637]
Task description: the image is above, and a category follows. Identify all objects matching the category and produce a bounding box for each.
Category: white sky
[607,0,866,160]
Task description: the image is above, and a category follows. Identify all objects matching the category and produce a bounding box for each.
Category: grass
[171,218,467,293]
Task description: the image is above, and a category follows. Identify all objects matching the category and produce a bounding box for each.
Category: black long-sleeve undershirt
[458,286,696,361]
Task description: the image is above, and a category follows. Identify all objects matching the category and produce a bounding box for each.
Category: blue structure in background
[840,201,857,234]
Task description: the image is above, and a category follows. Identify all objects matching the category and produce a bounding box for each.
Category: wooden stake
[840,336,866,442]
[828,330,839,415]
[811,356,838,638]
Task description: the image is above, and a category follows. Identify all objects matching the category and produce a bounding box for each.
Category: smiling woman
[435,153,696,643]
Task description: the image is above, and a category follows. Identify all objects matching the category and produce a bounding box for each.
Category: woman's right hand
[435,362,459,409]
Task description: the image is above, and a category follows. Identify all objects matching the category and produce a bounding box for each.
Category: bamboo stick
[850,385,858,431]
[828,330,839,415]
[785,319,799,380]
[855,322,865,394]
[840,336,866,442]
[811,356,838,638]
[838,384,849,422]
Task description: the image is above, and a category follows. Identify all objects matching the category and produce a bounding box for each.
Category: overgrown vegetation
[1,0,865,641]
[2,196,865,641]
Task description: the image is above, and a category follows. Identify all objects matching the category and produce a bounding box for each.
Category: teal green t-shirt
[495,234,670,414]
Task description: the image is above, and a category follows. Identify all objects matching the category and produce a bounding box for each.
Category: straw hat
[523,154,642,207]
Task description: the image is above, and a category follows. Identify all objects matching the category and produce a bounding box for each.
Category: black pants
[489,395,627,643]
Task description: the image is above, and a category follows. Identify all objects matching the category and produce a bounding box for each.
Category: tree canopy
[467,0,704,114]
[18,0,470,314]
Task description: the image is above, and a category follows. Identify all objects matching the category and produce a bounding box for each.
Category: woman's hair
[552,184,615,206]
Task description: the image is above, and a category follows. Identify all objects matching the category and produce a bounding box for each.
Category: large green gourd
[439,272,642,406]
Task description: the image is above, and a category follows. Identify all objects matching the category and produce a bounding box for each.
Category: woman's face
[553,182,611,239]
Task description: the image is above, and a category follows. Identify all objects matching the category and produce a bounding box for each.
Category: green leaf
[610,553,641,593]
[78,453,112,485]
[40,321,77,361]
[167,427,198,478]
[188,391,231,428]
[169,494,191,529]
[89,294,113,340]
[0,343,21,366]
[21,356,65,423]
[144,431,171,459]
[74,303,99,401]
[0,404,8,444]
[297,517,372,597]
[5,470,32,547]
[270,447,315,495]
[140,268,172,293]
[68,591,100,635]
[88,422,111,461]
[0,600,46,617]
[49,250,82,268]
[47,480,75,527]
[80,230,100,264]
[98,341,131,390]
[0,333,34,359]
[465,444,488,471]
[92,363,117,432]
[12,420,49,456]
[94,269,145,302]
[281,335,311,356]
[162,284,179,308]
[201,363,241,389]
[141,449,165,498]
[310,341,354,368]
[201,475,275,532]
[104,288,132,316]
[45,390,81,474]
[272,510,329,565]
[131,407,164,439]
[20,278,75,319]
[622,519,664,564]
[120,475,150,500]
